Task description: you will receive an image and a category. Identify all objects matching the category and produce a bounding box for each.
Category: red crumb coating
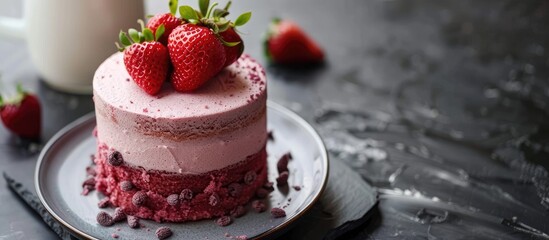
[94,143,268,222]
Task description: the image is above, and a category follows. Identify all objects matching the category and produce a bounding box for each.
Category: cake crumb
[112,208,126,222]
[98,197,110,208]
[293,186,302,191]
[127,216,140,228]
[230,206,246,218]
[97,211,114,226]
[111,233,119,238]
[276,171,289,186]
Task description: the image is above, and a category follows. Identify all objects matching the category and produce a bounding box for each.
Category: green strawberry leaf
[199,0,210,17]
[143,28,154,41]
[223,1,232,11]
[217,20,231,32]
[128,28,140,43]
[155,24,165,41]
[205,2,218,19]
[234,12,251,27]
[119,31,131,46]
[179,5,198,21]
[169,0,178,15]
[213,9,229,19]
[218,35,240,47]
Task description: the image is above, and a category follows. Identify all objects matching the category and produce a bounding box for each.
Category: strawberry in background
[264,19,325,65]
[0,84,41,140]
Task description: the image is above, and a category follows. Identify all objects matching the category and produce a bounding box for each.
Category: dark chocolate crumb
[132,191,147,206]
[263,182,274,192]
[271,208,286,218]
[127,216,140,228]
[230,205,246,218]
[82,177,96,188]
[119,181,133,192]
[108,151,124,166]
[267,131,274,141]
[244,171,257,185]
[293,186,302,191]
[112,208,126,222]
[277,153,291,173]
[179,189,193,201]
[252,200,266,213]
[209,193,220,206]
[86,166,97,176]
[228,183,242,197]
[166,194,179,206]
[256,188,269,199]
[98,197,110,208]
[276,171,289,186]
[155,226,172,239]
[97,211,114,226]
[215,216,232,227]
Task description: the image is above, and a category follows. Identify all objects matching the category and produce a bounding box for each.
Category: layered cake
[92,52,267,222]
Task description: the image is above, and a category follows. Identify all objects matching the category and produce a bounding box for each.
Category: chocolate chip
[256,188,269,199]
[82,185,94,196]
[155,226,172,239]
[271,208,286,218]
[179,189,193,201]
[132,191,147,207]
[127,215,139,228]
[230,205,246,218]
[97,211,114,226]
[268,131,274,141]
[108,151,124,166]
[209,193,220,206]
[86,166,97,176]
[112,208,126,222]
[277,171,289,186]
[263,182,274,192]
[119,181,133,192]
[98,197,110,208]
[251,200,266,213]
[82,177,96,188]
[277,153,291,173]
[228,183,242,197]
[166,194,179,206]
[293,185,302,191]
[215,216,232,227]
[244,171,257,185]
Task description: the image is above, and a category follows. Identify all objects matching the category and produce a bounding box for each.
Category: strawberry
[168,24,226,92]
[219,27,244,67]
[0,85,41,140]
[147,0,184,45]
[117,20,169,95]
[265,19,324,65]
[167,0,252,91]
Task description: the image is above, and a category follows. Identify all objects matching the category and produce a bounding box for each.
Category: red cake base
[94,143,268,222]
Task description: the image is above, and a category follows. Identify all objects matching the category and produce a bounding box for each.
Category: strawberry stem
[205,2,218,19]
[169,0,178,15]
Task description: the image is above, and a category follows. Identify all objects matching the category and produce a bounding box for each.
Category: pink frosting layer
[93,52,267,173]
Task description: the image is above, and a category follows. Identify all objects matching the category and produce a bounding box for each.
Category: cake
[92,52,267,222]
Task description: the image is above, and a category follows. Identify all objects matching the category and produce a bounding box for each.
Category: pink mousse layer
[93,53,267,173]
[95,143,268,222]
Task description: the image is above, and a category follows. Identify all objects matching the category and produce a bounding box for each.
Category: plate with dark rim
[35,101,329,240]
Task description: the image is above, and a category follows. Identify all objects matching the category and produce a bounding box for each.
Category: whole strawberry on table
[264,19,324,66]
[117,0,251,95]
[0,84,41,141]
